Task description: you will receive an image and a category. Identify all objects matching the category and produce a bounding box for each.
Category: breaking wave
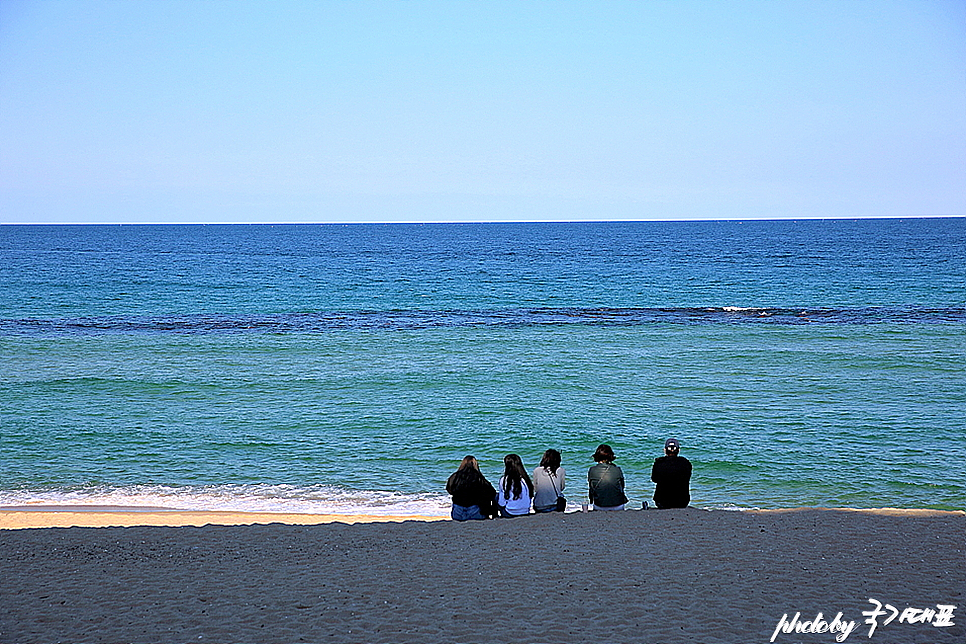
[3,306,964,336]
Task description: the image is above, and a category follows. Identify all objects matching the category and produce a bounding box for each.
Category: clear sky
[1,0,964,224]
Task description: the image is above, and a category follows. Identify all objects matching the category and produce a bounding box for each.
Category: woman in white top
[496,453,533,517]
[532,448,566,513]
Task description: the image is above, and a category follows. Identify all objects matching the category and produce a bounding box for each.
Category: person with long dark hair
[587,444,628,511]
[496,453,534,517]
[446,455,497,521]
[532,448,566,513]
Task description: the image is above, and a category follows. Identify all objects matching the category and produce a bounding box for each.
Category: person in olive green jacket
[587,444,628,510]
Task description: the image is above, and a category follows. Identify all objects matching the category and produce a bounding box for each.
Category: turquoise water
[1,220,964,513]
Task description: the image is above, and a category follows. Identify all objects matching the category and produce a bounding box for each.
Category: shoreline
[1,504,960,530]
[0,506,446,529]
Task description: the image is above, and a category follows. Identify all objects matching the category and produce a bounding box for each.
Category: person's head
[664,438,680,456]
[593,444,616,463]
[503,453,525,476]
[502,453,534,500]
[539,448,561,474]
[448,455,486,490]
[458,455,480,472]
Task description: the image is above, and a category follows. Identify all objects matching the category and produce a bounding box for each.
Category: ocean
[1,219,964,514]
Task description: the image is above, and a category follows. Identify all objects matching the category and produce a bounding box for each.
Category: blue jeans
[499,506,529,518]
[451,504,486,521]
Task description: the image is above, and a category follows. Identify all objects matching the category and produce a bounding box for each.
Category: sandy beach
[1,507,962,644]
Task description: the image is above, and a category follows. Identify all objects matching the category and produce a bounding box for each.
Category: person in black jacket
[651,438,692,509]
[446,455,498,520]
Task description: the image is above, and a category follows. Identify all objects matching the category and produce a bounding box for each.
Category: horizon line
[2,214,964,226]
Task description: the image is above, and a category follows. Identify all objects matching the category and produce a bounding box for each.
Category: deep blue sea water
[1,220,964,514]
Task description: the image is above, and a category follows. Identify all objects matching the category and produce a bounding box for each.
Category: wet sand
[0,506,444,530]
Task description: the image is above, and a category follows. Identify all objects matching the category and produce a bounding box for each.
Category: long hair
[447,455,485,492]
[539,448,562,475]
[501,453,534,500]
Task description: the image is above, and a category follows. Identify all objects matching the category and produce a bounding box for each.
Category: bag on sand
[555,495,567,512]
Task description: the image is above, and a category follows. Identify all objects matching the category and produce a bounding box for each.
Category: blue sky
[1,0,964,224]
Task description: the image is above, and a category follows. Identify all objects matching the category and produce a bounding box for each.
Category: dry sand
[1,507,963,644]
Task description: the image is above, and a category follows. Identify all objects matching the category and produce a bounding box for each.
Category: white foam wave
[702,502,761,512]
[0,484,452,517]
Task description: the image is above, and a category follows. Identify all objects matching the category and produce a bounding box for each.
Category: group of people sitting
[446,439,692,521]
